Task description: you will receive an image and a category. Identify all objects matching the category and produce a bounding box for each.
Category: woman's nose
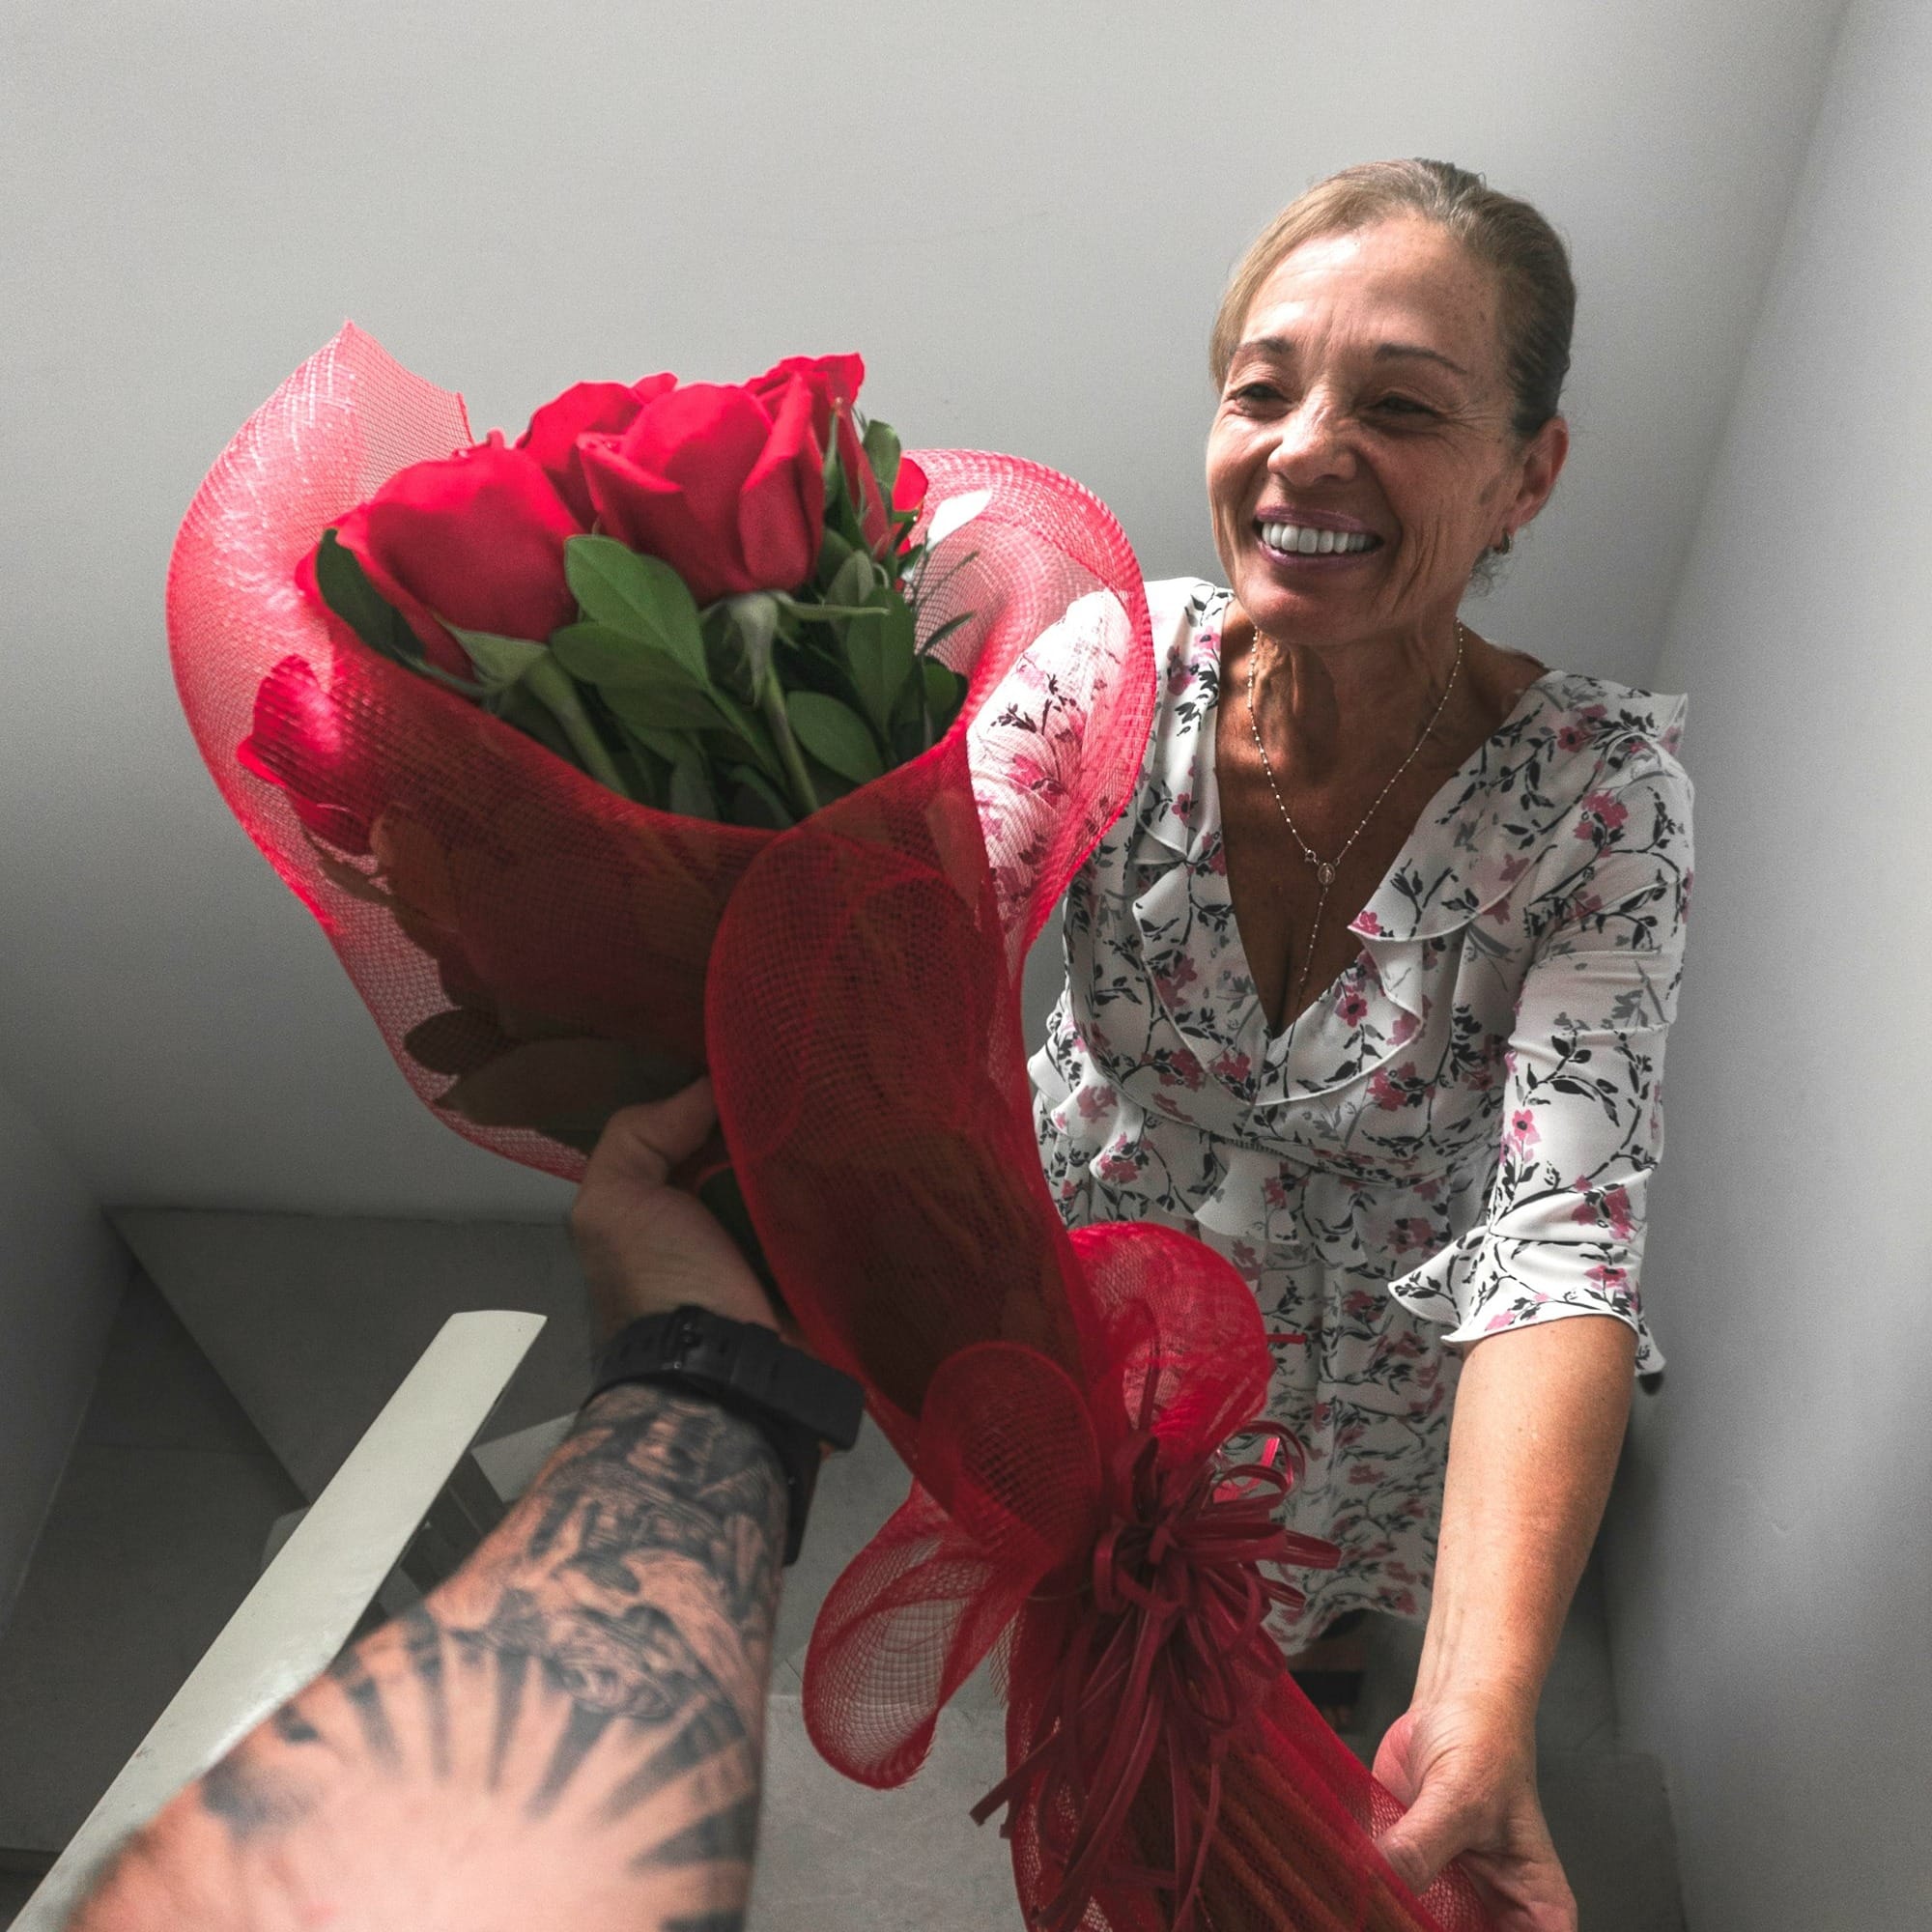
[1264,394,1355,483]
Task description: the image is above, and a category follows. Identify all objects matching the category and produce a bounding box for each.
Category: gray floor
[0,1247,1685,1930]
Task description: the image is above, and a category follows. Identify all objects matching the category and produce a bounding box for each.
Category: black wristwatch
[586,1305,866,1564]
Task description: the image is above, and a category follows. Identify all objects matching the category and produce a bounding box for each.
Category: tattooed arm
[70,1082,793,1932]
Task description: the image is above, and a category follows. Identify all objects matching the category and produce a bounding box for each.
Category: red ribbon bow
[970,1361,1340,1932]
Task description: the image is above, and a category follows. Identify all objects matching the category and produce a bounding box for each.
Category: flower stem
[521,656,631,799]
[760,678,819,818]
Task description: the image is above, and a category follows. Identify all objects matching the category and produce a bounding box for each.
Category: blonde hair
[1209,158,1576,440]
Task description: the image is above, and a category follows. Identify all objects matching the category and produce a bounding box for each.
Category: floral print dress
[1029,579,1694,1645]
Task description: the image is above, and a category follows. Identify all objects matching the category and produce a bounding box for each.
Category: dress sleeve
[1443,754,1695,1372]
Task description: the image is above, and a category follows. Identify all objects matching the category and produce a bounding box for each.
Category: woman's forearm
[71,1381,789,1932]
[1414,1313,1635,1722]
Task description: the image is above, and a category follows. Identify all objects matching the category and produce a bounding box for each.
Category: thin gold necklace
[1244,616,1467,1026]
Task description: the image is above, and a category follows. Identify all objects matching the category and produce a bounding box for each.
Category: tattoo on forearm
[169,1384,790,1932]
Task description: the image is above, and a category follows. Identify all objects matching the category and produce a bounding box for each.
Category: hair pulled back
[1210,158,1576,441]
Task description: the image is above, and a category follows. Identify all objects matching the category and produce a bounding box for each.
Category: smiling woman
[1030,159,1691,1931]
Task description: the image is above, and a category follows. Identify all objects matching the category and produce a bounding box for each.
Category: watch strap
[585,1307,866,1566]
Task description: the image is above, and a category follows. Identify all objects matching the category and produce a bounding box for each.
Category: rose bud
[333,435,583,661]
[516,375,676,525]
[579,377,824,605]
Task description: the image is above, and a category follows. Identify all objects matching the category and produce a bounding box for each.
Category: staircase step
[113,1210,591,1499]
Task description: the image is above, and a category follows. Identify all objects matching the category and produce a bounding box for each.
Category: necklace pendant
[1316,862,1335,886]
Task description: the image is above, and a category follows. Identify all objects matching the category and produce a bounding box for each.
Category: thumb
[1375,1781,1470,1897]
[587,1078,719,1187]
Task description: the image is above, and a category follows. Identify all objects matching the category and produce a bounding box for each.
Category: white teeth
[1260,521,1377,556]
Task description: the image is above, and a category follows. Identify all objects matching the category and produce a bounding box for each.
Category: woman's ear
[1510,413,1570,531]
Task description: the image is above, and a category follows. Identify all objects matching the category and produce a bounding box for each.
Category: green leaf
[701,687,781,778]
[845,587,918,739]
[616,717,693,766]
[444,625,549,690]
[924,657,969,735]
[313,528,414,663]
[601,676,726,733]
[863,416,901,498]
[403,1007,510,1076]
[815,525,857,589]
[667,750,720,821]
[723,763,795,831]
[433,1036,699,1131]
[826,548,878,611]
[550,619,701,691]
[496,681,581,764]
[554,623,721,729]
[786,690,883,784]
[919,611,974,659]
[800,748,859,806]
[563,535,708,684]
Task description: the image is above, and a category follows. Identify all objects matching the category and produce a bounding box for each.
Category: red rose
[237,654,386,855]
[516,375,676,524]
[332,435,583,659]
[749,354,921,557]
[579,378,824,604]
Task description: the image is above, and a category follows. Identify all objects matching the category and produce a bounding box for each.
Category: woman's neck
[1229,595,1530,792]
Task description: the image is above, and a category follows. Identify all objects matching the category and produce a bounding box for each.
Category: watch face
[668,1310,707,1366]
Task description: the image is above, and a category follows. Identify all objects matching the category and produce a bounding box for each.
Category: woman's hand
[569,1076,782,1339]
[1373,1694,1577,1931]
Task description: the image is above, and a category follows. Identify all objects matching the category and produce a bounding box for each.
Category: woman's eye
[1374,395,1434,417]
[1230,382,1283,406]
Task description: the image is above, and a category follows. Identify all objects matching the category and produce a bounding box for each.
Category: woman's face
[1207,215,1566,650]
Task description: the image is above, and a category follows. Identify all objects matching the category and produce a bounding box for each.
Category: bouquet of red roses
[167,325,1496,1932]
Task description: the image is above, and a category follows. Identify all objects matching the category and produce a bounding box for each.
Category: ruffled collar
[1125,582,1688,1110]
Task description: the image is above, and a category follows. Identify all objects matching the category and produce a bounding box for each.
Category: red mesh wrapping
[168,327,1498,1932]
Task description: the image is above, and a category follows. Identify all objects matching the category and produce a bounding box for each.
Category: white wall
[0,1082,128,1628]
[1600,0,1932,1922]
[0,0,1845,1216]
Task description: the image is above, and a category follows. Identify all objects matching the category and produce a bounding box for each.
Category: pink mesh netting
[167,325,1496,1932]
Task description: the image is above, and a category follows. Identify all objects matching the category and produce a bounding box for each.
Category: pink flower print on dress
[1165,1046,1206,1090]
[1262,1175,1291,1210]
[1389,1009,1421,1048]
[1573,1184,1635,1239]
[1389,1216,1435,1253]
[1151,951,1200,1008]
[1557,722,1592,753]
[1074,1084,1112,1122]
[1343,1288,1381,1320]
[1355,909,1385,936]
[1336,983,1370,1027]
[1577,790,1632,842]
[1210,1047,1252,1086]
[1506,1105,1540,1151]
[1586,1262,1631,1293]
[1097,1150,1140,1183]
[1367,1060,1422,1110]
